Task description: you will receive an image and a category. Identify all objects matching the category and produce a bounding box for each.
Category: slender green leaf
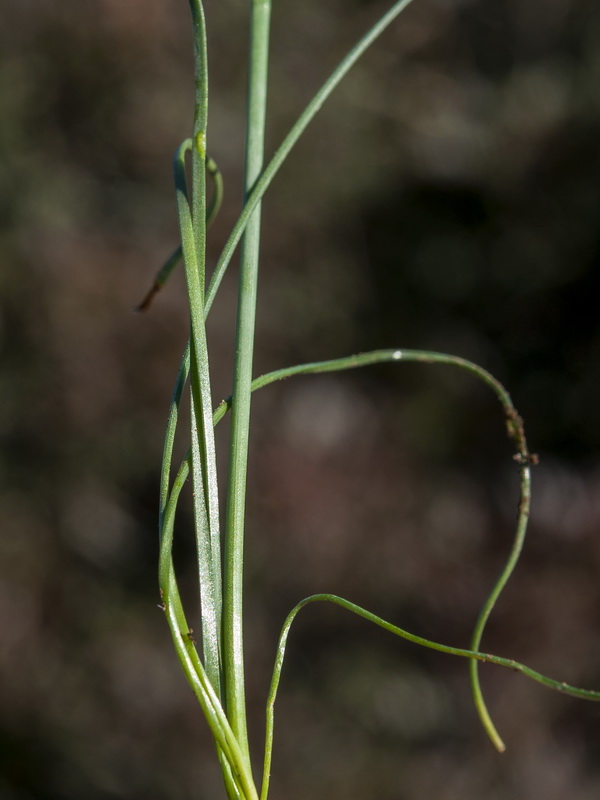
[260,593,600,799]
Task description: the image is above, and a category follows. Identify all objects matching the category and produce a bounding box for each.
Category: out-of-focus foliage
[1,0,600,798]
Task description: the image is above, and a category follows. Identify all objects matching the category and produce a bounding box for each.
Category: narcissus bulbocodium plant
[138,1,600,798]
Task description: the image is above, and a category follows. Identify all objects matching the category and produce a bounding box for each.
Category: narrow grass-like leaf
[259,593,600,800]
[468,447,532,752]
[175,138,223,694]
[204,0,418,315]
[181,4,223,641]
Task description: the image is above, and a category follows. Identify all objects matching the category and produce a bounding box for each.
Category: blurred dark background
[2,0,600,797]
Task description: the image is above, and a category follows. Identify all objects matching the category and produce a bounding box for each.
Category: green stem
[223,0,272,766]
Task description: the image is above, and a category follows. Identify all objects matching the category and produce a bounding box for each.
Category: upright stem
[223,0,272,764]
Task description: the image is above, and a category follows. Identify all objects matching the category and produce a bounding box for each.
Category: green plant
[141,1,600,798]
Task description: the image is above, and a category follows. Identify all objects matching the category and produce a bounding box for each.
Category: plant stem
[223,0,272,766]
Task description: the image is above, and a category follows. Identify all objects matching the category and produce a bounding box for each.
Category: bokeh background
[2,0,600,797]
